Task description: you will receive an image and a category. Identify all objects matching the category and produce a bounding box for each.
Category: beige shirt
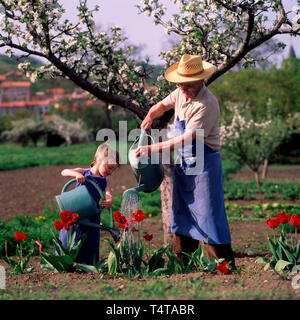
[161,85,220,150]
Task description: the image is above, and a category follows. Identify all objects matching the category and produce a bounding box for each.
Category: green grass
[0,142,100,170]
[1,276,296,300]
[0,142,241,174]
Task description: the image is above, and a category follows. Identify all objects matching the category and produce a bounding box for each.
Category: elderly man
[136,54,236,269]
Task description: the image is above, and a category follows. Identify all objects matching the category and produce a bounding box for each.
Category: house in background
[0,71,90,116]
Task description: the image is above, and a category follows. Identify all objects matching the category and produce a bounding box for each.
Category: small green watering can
[125,129,164,198]
[55,178,120,243]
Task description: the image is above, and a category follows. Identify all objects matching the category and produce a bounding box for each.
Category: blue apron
[59,169,107,265]
[171,118,231,245]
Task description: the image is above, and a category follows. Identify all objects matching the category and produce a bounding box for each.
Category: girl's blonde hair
[90,143,121,168]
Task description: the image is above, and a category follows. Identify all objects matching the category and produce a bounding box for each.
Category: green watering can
[55,177,120,243]
[125,129,164,199]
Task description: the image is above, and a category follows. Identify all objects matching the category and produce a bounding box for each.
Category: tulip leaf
[149,267,169,277]
[295,241,300,260]
[200,255,210,267]
[207,260,217,272]
[278,239,297,265]
[255,257,269,264]
[274,260,293,272]
[76,264,99,273]
[61,255,74,267]
[268,238,279,261]
[40,253,65,273]
[264,263,270,271]
[148,244,168,272]
[107,251,118,274]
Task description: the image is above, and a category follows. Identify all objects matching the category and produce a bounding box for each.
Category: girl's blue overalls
[59,169,107,265]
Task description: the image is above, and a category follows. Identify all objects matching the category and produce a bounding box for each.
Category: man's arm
[141,102,173,130]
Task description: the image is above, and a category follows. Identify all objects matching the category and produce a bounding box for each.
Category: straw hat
[165,54,216,83]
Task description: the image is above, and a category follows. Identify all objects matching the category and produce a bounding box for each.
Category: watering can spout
[122,184,146,200]
[79,218,101,229]
[78,219,120,243]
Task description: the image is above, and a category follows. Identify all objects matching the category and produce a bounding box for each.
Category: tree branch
[206,1,290,85]
[46,53,148,119]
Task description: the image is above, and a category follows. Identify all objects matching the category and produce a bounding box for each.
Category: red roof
[5,71,24,77]
[85,99,98,106]
[0,98,57,108]
[1,81,30,87]
[0,101,27,107]
[46,88,64,93]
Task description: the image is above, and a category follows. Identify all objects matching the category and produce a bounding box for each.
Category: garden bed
[0,164,300,299]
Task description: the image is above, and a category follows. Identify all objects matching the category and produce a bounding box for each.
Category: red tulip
[217,261,230,274]
[143,234,153,241]
[53,220,64,230]
[290,214,300,228]
[266,217,280,229]
[14,231,28,242]
[117,215,129,229]
[113,211,122,222]
[60,210,72,224]
[69,212,79,224]
[131,210,148,223]
[277,212,291,224]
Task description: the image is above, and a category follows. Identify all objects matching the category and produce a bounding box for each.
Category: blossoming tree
[220,102,292,187]
[0,0,299,244]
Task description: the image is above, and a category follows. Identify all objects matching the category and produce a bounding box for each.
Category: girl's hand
[75,173,85,183]
[100,199,113,209]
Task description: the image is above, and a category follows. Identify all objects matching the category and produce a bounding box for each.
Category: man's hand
[140,116,152,131]
[135,145,151,158]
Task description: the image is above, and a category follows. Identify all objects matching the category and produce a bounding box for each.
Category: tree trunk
[254,170,261,188]
[104,103,112,129]
[160,163,174,246]
[261,159,269,179]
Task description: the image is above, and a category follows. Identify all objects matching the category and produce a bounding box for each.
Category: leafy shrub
[45,115,92,145]
[1,117,45,146]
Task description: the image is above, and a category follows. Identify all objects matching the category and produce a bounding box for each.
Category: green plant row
[223,180,300,200]
[225,202,300,210]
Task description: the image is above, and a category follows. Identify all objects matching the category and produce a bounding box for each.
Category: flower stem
[138,222,141,249]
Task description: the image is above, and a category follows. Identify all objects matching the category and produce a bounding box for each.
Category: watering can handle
[137,128,155,147]
[61,177,105,200]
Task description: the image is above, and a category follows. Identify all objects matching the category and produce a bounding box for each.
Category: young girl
[59,143,120,265]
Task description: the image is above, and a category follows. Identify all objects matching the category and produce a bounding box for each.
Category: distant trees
[210,57,300,120]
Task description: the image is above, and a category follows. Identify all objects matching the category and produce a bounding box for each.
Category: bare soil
[0,164,137,221]
[1,164,300,300]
